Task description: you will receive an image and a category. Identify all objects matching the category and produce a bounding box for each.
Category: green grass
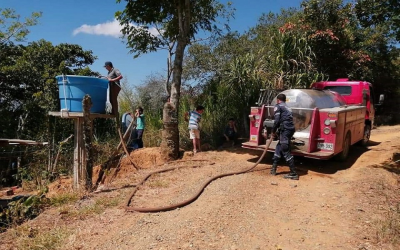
[49,192,79,207]
[57,194,122,219]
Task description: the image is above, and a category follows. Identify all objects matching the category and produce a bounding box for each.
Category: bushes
[0,195,49,232]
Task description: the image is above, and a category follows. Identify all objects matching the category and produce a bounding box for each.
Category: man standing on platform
[104,61,123,118]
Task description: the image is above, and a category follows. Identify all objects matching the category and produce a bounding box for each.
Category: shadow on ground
[236,140,384,176]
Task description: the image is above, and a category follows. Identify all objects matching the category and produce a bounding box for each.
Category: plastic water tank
[56,75,108,113]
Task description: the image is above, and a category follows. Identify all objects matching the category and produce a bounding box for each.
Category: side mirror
[379,94,384,104]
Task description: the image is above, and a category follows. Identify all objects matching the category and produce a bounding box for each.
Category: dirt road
[1,125,399,250]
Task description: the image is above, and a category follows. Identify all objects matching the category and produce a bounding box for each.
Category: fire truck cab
[311,78,381,145]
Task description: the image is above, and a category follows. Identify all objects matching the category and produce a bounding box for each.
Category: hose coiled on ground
[125,137,274,213]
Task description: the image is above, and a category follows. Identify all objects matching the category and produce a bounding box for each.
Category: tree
[355,0,400,43]
[0,40,98,139]
[184,32,252,84]
[183,9,323,139]
[0,8,42,45]
[118,76,138,114]
[299,0,364,79]
[116,0,230,159]
[354,0,400,117]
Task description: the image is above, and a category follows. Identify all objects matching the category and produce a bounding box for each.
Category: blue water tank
[56,75,108,113]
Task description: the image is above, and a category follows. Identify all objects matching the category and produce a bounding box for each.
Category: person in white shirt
[184,105,205,154]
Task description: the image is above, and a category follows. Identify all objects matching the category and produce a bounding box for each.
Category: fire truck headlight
[324,118,331,126]
[323,127,331,135]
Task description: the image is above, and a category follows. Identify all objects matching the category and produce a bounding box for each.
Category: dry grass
[139,173,171,189]
[373,179,400,247]
[56,193,122,219]
[148,180,170,188]
[370,170,400,248]
[8,224,71,250]
[375,203,400,246]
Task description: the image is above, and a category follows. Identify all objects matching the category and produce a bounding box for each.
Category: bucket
[56,75,109,113]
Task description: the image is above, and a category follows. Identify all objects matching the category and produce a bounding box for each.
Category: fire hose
[124,136,274,213]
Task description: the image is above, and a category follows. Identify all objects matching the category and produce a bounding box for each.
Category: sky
[2,0,303,86]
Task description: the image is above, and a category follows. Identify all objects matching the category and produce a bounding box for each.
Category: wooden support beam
[82,95,93,191]
[48,102,114,191]
[48,111,114,119]
[94,119,136,188]
[73,117,83,190]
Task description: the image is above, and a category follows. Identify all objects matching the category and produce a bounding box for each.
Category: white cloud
[73,19,160,38]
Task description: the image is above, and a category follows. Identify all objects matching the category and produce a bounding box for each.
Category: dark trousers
[219,135,237,147]
[127,129,138,151]
[273,129,295,164]
[137,129,144,148]
[110,82,121,117]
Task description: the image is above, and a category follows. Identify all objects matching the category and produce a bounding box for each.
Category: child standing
[185,105,205,154]
[135,106,145,148]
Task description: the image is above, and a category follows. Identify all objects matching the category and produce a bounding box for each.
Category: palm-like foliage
[224,53,263,105]
[260,29,325,89]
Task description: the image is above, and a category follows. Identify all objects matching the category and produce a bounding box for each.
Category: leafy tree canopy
[0,8,42,45]
[355,0,400,42]
[0,40,98,139]
[115,0,229,57]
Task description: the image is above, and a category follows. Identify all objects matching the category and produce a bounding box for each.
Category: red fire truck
[311,78,381,146]
[242,79,383,160]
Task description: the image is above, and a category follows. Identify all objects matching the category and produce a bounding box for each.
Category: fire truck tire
[337,132,351,161]
[358,124,371,146]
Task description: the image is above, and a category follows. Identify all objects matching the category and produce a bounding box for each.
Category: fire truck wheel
[337,132,351,161]
[358,124,371,146]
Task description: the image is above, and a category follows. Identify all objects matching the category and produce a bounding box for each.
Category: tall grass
[140,90,248,150]
[376,202,400,246]
[142,111,163,147]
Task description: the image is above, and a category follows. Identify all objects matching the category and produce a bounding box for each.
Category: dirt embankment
[1,125,399,250]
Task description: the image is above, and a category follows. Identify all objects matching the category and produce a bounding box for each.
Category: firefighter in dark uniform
[270,93,299,180]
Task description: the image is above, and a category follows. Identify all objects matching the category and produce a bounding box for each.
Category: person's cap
[104,61,113,67]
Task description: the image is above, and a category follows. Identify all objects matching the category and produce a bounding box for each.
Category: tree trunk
[160,39,187,160]
[160,0,191,160]
[160,102,179,160]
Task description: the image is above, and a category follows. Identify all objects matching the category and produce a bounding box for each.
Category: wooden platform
[0,139,48,146]
[48,111,115,119]
[49,110,115,190]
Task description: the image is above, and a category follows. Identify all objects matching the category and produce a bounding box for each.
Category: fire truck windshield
[323,86,352,96]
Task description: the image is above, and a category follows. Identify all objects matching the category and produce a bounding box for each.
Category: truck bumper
[241,141,335,160]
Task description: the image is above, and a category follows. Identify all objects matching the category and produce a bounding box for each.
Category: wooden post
[72,95,95,191]
[48,111,114,191]
[94,119,136,187]
[82,95,93,191]
[73,117,83,190]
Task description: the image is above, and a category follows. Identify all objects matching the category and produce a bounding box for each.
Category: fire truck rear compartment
[243,89,366,160]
